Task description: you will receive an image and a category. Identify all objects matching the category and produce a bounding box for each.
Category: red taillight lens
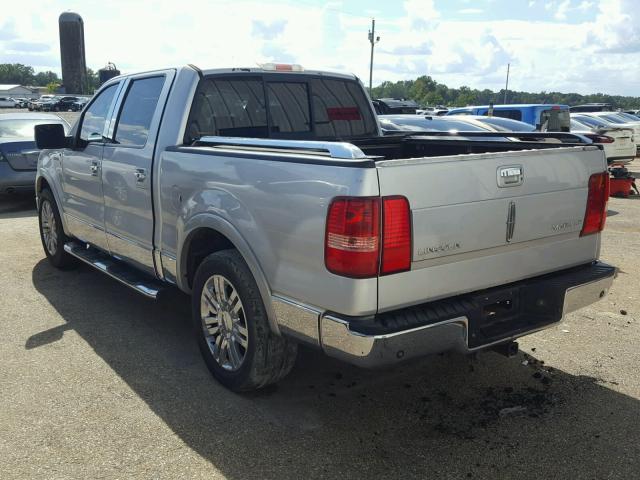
[325,196,412,278]
[581,172,609,236]
[381,196,412,275]
[585,134,614,144]
[325,197,380,278]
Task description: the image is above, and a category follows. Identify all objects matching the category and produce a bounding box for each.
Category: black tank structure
[58,12,87,94]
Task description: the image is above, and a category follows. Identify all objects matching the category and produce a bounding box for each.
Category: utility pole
[368,18,380,93]
[503,62,510,104]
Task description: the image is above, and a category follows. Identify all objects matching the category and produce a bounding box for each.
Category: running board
[63,241,165,299]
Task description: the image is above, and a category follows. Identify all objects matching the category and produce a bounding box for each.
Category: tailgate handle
[498,165,524,187]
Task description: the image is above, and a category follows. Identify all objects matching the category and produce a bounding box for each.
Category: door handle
[90,162,99,176]
[134,168,147,183]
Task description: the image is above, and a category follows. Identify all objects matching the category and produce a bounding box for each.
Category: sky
[0,0,638,96]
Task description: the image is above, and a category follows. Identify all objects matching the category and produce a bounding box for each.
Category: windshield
[476,116,536,132]
[570,119,591,131]
[599,113,630,125]
[615,112,640,122]
[0,119,67,139]
[379,115,489,132]
[572,115,611,128]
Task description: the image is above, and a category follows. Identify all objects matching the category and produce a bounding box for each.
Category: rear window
[477,116,535,132]
[539,109,570,132]
[572,115,610,128]
[184,75,376,143]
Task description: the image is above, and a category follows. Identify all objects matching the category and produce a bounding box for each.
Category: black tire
[38,189,77,269]
[192,250,297,391]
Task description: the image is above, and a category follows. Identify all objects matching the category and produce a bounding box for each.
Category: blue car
[446,104,570,132]
[0,113,70,194]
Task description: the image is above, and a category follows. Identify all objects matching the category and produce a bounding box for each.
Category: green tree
[86,68,99,93]
[46,82,60,93]
[0,63,35,85]
[33,71,60,86]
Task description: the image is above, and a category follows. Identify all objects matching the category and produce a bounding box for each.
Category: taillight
[585,134,614,144]
[325,197,380,278]
[325,196,412,278]
[381,196,412,275]
[580,172,609,236]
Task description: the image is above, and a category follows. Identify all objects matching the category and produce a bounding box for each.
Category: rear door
[61,82,121,249]
[375,145,606,311]
[101,70,174,275]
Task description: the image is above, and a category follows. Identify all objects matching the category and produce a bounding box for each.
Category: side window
[267,82,310,133]
[484,109,522,121]
[80,84,118,142]
[114,76,165,146]
[185,77,267,142]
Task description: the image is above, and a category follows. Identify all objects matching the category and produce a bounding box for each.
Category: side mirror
[35,124,69,149]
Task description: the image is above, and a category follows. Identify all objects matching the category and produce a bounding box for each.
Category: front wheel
[38,189,76,269]
[192,250,297,391]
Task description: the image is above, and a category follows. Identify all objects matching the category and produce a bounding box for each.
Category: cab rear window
[184,75,376,143]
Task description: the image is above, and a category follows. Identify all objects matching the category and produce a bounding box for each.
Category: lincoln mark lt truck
[34,64,616,391]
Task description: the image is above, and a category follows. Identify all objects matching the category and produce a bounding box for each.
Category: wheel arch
[177,214,280,336]
[36,171,71,236]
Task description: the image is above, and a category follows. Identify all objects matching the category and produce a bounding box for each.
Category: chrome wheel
[40,200,58,255]
[200,274,249,371]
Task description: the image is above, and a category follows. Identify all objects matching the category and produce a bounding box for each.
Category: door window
[79,84,118,142]
[114,76,165,146]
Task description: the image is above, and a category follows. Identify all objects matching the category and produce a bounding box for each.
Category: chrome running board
[63,241,165,299]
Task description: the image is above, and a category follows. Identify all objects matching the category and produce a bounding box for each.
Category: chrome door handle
[134,168,147,183]
[90,162,99,176]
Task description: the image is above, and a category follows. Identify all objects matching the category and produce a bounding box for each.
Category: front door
[61,82,120,249]
[101,72,172,275]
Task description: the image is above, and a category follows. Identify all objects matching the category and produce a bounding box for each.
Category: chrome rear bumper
[317,262,616,368]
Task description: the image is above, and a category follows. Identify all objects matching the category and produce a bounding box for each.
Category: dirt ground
[0,159,638,479]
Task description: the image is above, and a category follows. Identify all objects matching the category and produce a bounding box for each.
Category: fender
[176,212,281,336]
[36,160,71,237]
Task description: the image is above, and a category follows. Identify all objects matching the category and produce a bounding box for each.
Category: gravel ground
[0,153,639,478]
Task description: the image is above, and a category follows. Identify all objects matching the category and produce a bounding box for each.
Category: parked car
[573,112,640,155]
[0,113,69,194]
[38,96,78,112]
[622,110,640,118]
[416,106,449,116]
[13,98,30,108]
[34,65,616,392]
[70,96,90,112]
[570,103,613,113]
[0,97,20,108]
[379,114,574,144]
[29,95,56,111]
[570,117,635,164]
[447,104,571,132]
[372,98,419,114]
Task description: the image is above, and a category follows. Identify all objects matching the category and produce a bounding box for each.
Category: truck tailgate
[376,145,606,312]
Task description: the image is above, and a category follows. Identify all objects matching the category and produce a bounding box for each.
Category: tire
[192,250,297,391]
[38,189,77,269]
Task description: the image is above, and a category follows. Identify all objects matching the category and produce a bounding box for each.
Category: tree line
[371,75,640,109]
[0,63,100,93]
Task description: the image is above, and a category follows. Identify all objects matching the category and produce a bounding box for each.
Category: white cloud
[459,8,483,14]
[554,0,570,20]
[0,0,638,96]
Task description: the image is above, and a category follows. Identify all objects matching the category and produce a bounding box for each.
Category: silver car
[0,113,69,194]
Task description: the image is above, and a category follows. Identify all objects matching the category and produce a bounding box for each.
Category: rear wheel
[192,250,297,391]
[38,189,76,269]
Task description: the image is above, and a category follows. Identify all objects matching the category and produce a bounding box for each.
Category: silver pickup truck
[34,65,616,391]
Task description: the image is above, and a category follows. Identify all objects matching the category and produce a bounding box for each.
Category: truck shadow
[30,259,640,479]
[0,193,37,219]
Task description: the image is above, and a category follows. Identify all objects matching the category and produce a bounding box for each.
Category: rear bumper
[0,163,35,193]
[319,261,616,368]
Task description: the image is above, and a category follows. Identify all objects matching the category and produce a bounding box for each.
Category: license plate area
[468,282,564,348]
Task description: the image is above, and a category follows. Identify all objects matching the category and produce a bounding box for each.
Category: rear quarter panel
[158,148,380,316]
